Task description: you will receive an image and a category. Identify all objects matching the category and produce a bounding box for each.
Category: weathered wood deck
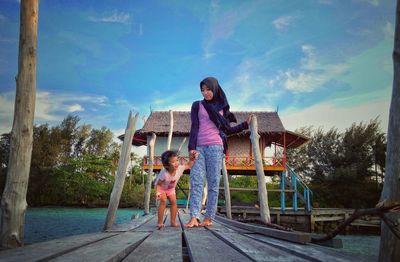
[0,209,371,262]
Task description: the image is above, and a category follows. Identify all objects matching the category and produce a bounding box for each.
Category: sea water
[23,207,143,244]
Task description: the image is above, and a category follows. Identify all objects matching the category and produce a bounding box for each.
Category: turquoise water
[339,234,380,261]
[24,207,143,244]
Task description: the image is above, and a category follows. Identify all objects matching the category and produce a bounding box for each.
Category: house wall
[146,134,271,158]
[147,135,189,156]
[227,136,251,156]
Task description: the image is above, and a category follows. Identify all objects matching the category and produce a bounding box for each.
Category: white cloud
[0,92,15,134]
[281,98,389,132]
[202,2,256,59]
[89,11,131,25]
[0,90,109,134]
[272,16,295,31]
[363,0,380,6]
[281,45,347,93]
[383,21,395,39]
[67,104,84,112]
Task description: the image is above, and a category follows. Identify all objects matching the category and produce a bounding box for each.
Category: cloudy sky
[0,0,396,147]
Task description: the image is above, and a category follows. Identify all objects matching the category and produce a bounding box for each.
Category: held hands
[189,150,199,161]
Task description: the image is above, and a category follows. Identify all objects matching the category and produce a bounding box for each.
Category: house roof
[121,111,308,149]
[140,111,285,135]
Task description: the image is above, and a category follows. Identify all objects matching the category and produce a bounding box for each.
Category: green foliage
[0,115,387,209]
[287,118,386,208]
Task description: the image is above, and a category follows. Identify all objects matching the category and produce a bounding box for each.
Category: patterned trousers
[189,145,223,219]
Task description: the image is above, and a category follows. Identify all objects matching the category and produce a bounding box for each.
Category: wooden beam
[222,157,232,219]
[0,0,39,248]
[379,1,400,260]
[104,112,138,230]
[144,133,157,214]
[166,110,173,150]
[214,215,311,244]
[249,115,270,223]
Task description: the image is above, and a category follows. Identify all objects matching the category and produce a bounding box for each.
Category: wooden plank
[0,232,118,262]
[133,214,161,232]
[107,215,155,232]
[245,234,361,262]
[183,228,251,262]
[123,228,182,261]
[214,215,311,244]
[50,232,149,262]
[207,229,309,262]
[209,220,253,234]
[179,212,251,261]
[314,216,344,222]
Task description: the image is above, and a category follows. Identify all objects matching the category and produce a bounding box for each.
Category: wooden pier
[0,209,370,262]
[219,206,381,233]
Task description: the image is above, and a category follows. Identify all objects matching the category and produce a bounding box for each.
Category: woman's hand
[246,114,254,124]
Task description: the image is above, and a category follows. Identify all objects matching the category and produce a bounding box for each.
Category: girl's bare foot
[200,218,213,227]
[170,222,180,227]
[157,223,165,230]
[184,217,199,228]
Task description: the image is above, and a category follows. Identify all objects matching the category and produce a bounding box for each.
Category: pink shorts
[157,187,176,197]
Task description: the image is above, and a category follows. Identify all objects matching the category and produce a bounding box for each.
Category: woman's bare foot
[184,217,199,228]
[170,222,180,227]
[157,223,165,230]
[200,218,213,227]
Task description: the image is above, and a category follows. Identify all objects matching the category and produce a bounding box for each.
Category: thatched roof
[120,111,309,148]
[140,111,285,135]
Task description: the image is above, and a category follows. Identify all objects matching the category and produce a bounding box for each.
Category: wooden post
[166,110,173,150]
[281,172,286,213]
[379,1,400,260]
[177,137,187,154]
[144,133,156,215]
[292,173,298,212]
[0,0,39,248]
[103,112,138,230]
[140,158,145,188]
[250,116,271,223]
[222,156,232,219]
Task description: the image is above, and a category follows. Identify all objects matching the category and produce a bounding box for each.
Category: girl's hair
[161,150,178,168]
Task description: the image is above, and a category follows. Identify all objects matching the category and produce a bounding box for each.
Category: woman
[185,76,252,227]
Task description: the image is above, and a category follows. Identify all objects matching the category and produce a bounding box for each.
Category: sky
[0,0,396,155]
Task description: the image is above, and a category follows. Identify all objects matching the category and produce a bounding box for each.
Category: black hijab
[200,77,237,133]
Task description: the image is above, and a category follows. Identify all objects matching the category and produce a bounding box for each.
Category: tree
[86,127,113,156]
[0,0,39,248]
[379,0,400,260]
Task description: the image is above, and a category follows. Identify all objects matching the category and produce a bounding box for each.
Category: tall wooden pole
[177,137,187,154]
[166,110,173,150]
[379,1,400,260]
[250,116,271,223]
[104,112,138,230]
[222,156,232,219]
[144,133,156,214]
[0,0,39,248]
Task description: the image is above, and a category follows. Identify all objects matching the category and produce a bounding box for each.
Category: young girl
[155,150,197,229]
[185,76,252,228]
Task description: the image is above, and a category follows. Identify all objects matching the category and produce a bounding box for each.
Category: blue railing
[280,165,313,213]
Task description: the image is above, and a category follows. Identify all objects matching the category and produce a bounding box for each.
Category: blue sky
[0,0,396,148]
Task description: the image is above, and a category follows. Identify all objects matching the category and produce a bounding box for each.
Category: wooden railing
[143,155,286,169]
